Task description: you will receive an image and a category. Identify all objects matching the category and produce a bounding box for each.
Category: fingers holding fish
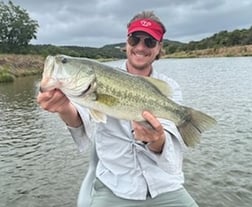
[133,122,162,142]
[37,89,70,113]
[142,111,164,133]
[132,111,166,152]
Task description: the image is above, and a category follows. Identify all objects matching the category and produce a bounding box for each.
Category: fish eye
[61,57,67,64]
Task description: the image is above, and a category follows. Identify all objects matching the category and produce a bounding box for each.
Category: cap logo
[140,20,151,27]
[127,18,165,41]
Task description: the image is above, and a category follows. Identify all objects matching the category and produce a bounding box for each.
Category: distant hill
[0,26,252,59]
[163,26,252,55]
[1,26,252,82]
[100,25,252,56]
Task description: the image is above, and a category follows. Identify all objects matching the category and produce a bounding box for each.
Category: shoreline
[1,45,252,82]
[163,45,252,58]
[0,54,45,82]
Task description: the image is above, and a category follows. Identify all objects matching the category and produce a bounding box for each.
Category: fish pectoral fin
[96,94,119,106]
[143,77,172,97]
[89,109,107,123]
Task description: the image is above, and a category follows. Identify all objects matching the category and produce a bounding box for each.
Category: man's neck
[126,61,152,77]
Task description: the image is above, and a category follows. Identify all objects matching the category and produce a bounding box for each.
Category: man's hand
[37,89,70,113]
[37,89,82,127]
[132,111,165,153]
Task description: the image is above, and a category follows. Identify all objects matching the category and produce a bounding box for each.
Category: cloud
[4,0,252,47]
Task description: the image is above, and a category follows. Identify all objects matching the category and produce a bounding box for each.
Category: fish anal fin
[39,77,60,92]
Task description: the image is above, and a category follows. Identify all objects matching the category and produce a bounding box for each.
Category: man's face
[126,32,162,71]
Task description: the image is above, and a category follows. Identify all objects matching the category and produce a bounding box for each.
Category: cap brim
[128,27,161,41]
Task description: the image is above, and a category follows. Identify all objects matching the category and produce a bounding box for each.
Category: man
[37,10,198,207]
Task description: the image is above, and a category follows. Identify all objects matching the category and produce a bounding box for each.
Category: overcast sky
[5,0,252,47]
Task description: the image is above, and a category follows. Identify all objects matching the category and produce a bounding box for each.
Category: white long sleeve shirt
[68,63,187,200]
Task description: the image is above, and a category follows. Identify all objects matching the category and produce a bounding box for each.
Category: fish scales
[93,65,170,118]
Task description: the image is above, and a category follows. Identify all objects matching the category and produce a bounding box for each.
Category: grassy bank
[0,54,117,83]
[0,54,45,82]
[164,45,252,58]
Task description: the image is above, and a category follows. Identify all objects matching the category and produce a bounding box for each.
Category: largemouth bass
[39,55,216,147]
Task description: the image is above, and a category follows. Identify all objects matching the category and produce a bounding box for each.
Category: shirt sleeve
[67,124,90,152]
[67,102,94,152]
[156,130,184,174]
[146,119,187,174]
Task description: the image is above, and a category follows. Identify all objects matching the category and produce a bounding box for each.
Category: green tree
[0,1,39,53]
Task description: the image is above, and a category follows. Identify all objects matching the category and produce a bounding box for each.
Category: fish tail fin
[177,107,217,147]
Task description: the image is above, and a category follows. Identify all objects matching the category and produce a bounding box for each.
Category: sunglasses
[127,34,158,48]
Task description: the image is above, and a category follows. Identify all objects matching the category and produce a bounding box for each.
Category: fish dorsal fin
[89,109,107,123]
[142,76,172,97]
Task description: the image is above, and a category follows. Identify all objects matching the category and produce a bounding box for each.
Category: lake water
[0,57,251,207]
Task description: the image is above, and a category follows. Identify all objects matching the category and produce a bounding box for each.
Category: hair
[126,11,166,60]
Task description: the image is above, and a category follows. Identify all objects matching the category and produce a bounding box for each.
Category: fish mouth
[39,86,45,93]
[39,56,58,92]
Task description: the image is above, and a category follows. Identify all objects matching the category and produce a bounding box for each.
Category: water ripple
[1,58,252,207]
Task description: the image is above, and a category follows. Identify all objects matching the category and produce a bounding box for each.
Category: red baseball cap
[127,18,165,41]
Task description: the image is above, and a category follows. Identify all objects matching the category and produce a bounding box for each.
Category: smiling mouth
[133,51,148,58]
